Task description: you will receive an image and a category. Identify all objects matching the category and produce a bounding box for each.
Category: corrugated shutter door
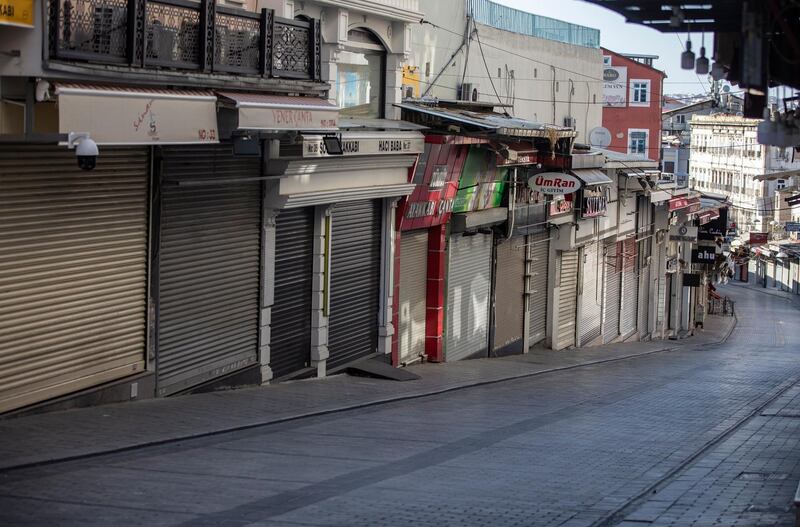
[579,243,602,346]
[446,233,492,361]
[620,239,638,339]
[0,146,148,413]
[638,265,651,338]
[792,261,799,294]
[398,230,428,364]
[556,250,579,349]
[767,261,775,287]
[157,146,261,395]
[271,207,314,379]
[528,232,549,346]
[602,240,620,344]
[328,199,382,370]
[494,235,525,352]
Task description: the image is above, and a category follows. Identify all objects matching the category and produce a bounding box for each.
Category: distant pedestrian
[694,302,705,332]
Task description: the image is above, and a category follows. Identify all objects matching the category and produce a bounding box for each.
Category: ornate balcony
[48,0,321,80]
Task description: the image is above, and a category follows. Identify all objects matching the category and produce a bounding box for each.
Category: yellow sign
[0,0,34,28]
[402,66,420,98]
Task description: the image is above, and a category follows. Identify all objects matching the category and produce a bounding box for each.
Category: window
[628,129,648,156]
[337,29,385,119]
[630,79,650,106]
[663,161,675,173]
[676,114,686,124]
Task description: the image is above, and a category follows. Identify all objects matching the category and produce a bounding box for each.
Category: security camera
[67,132,99,171]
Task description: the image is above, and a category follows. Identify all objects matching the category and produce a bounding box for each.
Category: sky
[493,0,715,97]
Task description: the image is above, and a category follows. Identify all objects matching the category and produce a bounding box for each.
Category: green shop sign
[452,146,508,213]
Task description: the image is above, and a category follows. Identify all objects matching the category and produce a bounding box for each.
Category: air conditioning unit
[460,83,479,102]
[563,116,576,129]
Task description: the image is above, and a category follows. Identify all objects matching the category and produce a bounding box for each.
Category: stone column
[378,198,399,357]
[310,205,331,376]
[259,207,278,384]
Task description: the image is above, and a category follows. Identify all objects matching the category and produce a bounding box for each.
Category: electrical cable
[473,25,507,112]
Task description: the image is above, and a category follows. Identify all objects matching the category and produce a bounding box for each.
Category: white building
[689,114,799,236]
[261,0,422,120]
[409,0,603,143]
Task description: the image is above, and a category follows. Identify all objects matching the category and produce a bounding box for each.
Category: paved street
[1,282,799,527]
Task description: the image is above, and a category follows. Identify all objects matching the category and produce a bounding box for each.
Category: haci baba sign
[528,172,580,195]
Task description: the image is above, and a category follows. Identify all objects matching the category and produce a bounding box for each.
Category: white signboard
[603,65,628,107]
[528,172,581,195]
[668,224,698,242]
[301,132,425,158]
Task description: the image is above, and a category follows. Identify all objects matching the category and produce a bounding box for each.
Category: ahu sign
[528,172,580,195]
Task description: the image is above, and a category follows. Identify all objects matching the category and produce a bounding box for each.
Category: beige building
[409,0,603,143]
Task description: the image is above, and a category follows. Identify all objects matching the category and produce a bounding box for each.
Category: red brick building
[600,48,666,161]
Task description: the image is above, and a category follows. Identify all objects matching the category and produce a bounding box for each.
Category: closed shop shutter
[157,146,261,395]
[556,250,579,349]
[445,233,492,361]
[579,243,602,346]
[656,264,666,331]
[638,265,651,339]
[767,261,775,287]
[494,235,525,352]
[528,232,549,346]
[398,230,428,364]
[328,199,382,370]
[602,239,621,344]
[0,146,149,413]
[271,207,315,379]
[620,239,638,339]
[792,261,799,294]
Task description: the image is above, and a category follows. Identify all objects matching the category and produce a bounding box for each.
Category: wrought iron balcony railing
[48,0,321,80]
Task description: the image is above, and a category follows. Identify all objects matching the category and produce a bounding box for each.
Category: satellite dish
[588,126,612,148]
[722,85,731,93]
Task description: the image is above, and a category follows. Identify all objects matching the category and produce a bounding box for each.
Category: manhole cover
[736,472,789,481]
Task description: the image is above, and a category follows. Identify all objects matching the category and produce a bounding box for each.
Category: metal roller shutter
[556,250,579,349]
[527,232,549,346]
[446,233,492,361]
[271,207,315,379]
[602,239,621,344]
[328,199,382,370]
[767,260,775,287]
[157,146,261,396]
[494,235,525,353]
[0,146,148,413]
[638,265,651,339]
[398,230,428,364]
[792,261,799,294]
[620,239,638,339]
[579,242,602,346]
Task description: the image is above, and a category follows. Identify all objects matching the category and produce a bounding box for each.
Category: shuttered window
[446,233,492,361]
[555,250,579,349]
[0,146,149,413]
[527,232,549,346]
[579,242,602,346]
[271,207,315,379]
[398,230,428,364]
[157,146,261,395]
[603,239,621,344]
[493,235,525,353]
[327,200,382,370]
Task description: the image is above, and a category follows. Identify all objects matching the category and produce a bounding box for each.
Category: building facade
[601,48,666,160]
[689,114,800,238]
[409,0,603,144]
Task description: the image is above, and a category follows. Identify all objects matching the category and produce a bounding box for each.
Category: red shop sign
[668,196,700,212]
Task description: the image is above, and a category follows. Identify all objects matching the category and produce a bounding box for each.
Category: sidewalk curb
[0,316,739,473]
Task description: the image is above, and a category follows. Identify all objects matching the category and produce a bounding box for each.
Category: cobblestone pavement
[1,283,798,527]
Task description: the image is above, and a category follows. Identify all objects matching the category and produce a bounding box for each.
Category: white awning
[572,168,612,186]
[218,92,339,132]
[56,84,219,145]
